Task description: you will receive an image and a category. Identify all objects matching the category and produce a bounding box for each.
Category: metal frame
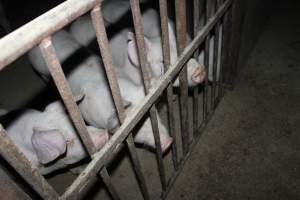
[0,0,240,199]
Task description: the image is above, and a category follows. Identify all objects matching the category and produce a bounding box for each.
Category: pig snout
[188,59,206,85]
[86,126,109,150]
[94,131,109,150]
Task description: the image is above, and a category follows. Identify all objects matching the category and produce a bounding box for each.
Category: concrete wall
[238,0,273,66]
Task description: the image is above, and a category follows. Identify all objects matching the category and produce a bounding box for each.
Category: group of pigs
[1,0,221,175]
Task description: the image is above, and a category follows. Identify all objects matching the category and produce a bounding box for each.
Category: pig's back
[28,30,83,77]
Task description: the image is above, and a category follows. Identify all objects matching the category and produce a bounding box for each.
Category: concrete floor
[167,1,300,199]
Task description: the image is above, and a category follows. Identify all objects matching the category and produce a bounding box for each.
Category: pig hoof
[161,137,173,153]
[192,65,206,84]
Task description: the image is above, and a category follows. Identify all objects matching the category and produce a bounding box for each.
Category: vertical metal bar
[90,5,150,200]
[218,1,232,99]
[193,0,200,139]
[203,0,211,120]
[129,0,168,191]
[0,125,59,199]
[158,0,179,171]
[39,38,96,156]
[39,37,120,200]
[62,2,233,197]
[175,0,189,156]
[212,0,221,108]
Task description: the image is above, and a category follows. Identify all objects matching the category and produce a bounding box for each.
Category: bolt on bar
[0,0,104,71]
[0,125,59,199]
[175,0,189,156]
[90,5,150,200]
[129,0,168,191]
[158,0,179,171]
[39,37,120,200]
[62,1,232,197]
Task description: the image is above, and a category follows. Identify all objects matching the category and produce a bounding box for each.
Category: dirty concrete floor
[167,2,300,200]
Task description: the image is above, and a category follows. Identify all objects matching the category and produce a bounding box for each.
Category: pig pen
[0,0,243,199]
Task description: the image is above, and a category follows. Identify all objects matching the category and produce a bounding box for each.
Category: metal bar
[203,0,214,119]
[39,37,120,200]
[219,2,232,99]
[161,104,218,199]
[62,1,232,197]
[129,0,168,191]
[90,6,150,200]
[0,125,59,199]
[158,0,179,171]
[175,0,189,156]
[212,0,221,108]
[192,0,201,139]
[39,37,97,155]
[99,169,120,200]
[0,0,104,70]
[0,165,32,200]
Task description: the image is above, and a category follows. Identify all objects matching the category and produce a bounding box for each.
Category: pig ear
[74,93,85,104]
[127,32,151,67]
[31,128,67,164]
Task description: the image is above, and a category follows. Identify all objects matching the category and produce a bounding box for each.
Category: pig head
[5,101,108,175]
[77,78,173,153]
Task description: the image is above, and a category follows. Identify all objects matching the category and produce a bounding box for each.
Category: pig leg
[133,115,173,153]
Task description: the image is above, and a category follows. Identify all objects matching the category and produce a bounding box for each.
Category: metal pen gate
[0,0,243,199]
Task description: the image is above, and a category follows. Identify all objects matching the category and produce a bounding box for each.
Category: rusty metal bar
[39,37,97,155]
[39,37,120,200]
[161,105,217,199]
[129,0,168,191]
[175,0,189,156]
[90,6,150,200]
[158,0,179,171]
[0,0,104,70]
[0,125,59,199]
[62,1,232,197]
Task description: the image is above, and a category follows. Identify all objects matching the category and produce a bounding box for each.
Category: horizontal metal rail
[62,0,232,197]
[0,0,104,70]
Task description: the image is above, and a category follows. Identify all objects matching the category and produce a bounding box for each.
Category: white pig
[29,30,173,153]
[69,8,206,88]
[4,100,109,175]
[78,77,173,152]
